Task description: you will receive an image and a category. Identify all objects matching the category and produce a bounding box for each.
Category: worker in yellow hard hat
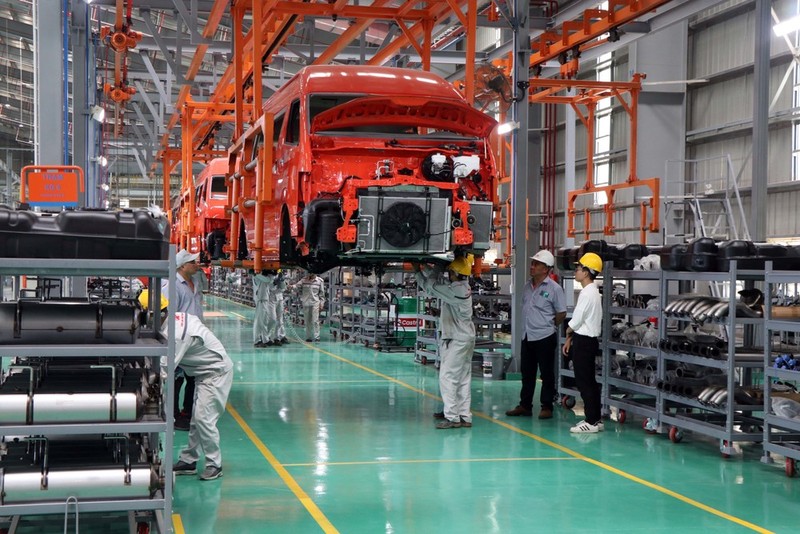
[414,255,475,429]
[563,252,604,433]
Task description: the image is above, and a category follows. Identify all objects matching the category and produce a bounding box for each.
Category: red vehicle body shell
[228,65,498,272]
[172,158,231,262]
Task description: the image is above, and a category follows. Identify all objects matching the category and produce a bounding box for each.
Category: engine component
[357,196,450,254]
[421,153,453,182]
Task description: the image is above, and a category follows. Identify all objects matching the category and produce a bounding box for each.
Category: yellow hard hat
[138,289,169,311]
[447,255,473,276]
[577,252,603,274]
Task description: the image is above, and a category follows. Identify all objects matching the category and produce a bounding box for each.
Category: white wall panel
[689,63,793,131]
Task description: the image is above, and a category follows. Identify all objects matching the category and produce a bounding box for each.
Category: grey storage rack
[657,261,764,455]
[0,254,176,533]
[761,262,800,476]
[604,268,661,424]
[415,285,439,365]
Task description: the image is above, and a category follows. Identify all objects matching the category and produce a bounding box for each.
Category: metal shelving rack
[762,262,800,476]
[657,261,764,454]
[415,285,440,365]
[604,268,661,424]
[0,255,176,533]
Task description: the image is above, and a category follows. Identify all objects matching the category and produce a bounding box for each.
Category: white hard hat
[176,249,200,268]
[530,249,555,268]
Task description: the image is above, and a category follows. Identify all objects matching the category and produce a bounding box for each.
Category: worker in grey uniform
[415,256,475,429]
[162,249,204,430]
[252,270,276,347]
[272,270,289,344]
[168,311,234,480]
[295,272,325,342]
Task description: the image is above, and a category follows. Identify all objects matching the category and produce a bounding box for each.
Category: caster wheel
[421,357,428,365]
[786,458,796,478]
[137,523,150,534]
[720,440,732,459]
[618,410,627,424]
[668,426,683,443]
[642,417,657,434]
[561,395,576,409]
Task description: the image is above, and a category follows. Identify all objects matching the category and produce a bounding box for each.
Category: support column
[34,0,66,165]
[751,0,770,242]
[71,0,97,207]
[510,0,533,372]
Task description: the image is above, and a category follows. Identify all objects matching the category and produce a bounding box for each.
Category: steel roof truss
[171,0,213,46]
[133,82,164,135]
[140,8,185,85]
[139,51,171,109]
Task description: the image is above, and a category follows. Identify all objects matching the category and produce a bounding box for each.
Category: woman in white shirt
[562,253,604,433]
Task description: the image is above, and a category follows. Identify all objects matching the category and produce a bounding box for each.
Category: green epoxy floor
[173,296,800,534]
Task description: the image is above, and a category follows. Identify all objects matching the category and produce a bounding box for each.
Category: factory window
[594,50,613,205]
[793,33,800,180]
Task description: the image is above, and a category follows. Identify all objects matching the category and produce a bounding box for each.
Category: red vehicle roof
[272,65,467,103]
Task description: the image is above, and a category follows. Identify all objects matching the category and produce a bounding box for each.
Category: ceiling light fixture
[496,120,520,135]
[92,155,108,167]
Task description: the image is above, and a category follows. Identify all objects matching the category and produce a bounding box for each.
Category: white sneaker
[570,420,600,433]
[596,421,605,432]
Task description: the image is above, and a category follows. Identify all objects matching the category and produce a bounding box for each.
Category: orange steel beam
[269,3,428,19]
[154,0,228,166]
[179,98,237,249]
[529,74,658,243]
[530,0,672,68]
[313,0,393,65]
[368,0,468,66]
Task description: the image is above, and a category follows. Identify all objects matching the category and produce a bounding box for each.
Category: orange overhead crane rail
[529,74,659,244]
[529,0,672,76]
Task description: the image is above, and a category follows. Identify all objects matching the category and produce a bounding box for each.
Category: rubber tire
[618,409,627,424]
[561,395,576,409]
[137,523,150,534]
[668,426,683,443]
[786,458,796,478]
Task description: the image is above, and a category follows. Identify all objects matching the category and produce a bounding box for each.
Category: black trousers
[174,373,196,417]
[518,332,558,410]
[571,333,601,425]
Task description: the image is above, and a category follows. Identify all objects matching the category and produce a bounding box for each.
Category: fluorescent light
[774,14,800,36]
[496,121,519,135]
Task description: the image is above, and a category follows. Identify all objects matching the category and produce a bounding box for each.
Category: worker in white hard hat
[506,249,566,420]
[415,256,475,429]
[563,252,604,433]
[162,249,206,431]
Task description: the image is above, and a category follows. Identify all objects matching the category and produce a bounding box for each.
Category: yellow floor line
[307,343,773,534]
[283,457,580,467]
[227,403,339,534]
[237,379,385,385]
[172,514,185,534]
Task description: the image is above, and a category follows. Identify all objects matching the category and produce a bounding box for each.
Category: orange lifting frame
[528,74,659,244]
[178,98,235,251]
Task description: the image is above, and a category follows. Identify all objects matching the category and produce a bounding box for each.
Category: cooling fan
[474,64,513,113]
